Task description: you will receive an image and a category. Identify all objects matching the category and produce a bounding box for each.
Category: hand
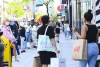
[15,58,19,62]
[55,49,60,54]
[72,27,77,33]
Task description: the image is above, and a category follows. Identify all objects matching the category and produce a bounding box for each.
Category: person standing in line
[11,21,20,55]
[1,18,19,61]
[37,15,60,67]
[25,23,32,49]
[19,23,26,53]
[64,23,68,38]
[67,25,71,39]
[32,23,38,48]
[0,31,4,67]
[72,10,99,67]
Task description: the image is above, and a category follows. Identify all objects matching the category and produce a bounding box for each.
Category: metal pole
[76,0,77,27]
[77,0,81,33]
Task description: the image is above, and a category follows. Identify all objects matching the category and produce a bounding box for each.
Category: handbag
[33,56,41,67]
[37,25,55,52]
[72,39,87,60]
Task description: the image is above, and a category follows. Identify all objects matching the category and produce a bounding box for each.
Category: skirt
[39,51,56,64]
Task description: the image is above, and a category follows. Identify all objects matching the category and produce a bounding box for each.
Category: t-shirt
[26,25,31,32]
[37,25,55,39]
[19,27,25,37]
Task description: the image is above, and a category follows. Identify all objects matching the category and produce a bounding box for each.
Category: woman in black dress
[37,15,60,67]
[55,22,60,43]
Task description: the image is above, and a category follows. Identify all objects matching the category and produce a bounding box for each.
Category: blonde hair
[1,18,10,25]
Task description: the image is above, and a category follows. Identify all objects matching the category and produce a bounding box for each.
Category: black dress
[37,25,56,64]
[56,26,60,34]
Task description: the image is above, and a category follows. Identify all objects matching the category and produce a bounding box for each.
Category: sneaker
[23,50,26,52]
[57,41,59,43]
[34,46,37,48]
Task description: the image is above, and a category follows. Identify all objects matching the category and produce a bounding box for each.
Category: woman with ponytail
[72,10,99,67]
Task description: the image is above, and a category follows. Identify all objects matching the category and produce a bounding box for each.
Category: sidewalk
[12,32,79,67]
[58,32,79,67]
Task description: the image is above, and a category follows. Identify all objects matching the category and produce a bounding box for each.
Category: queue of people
[0,9,99,67]
[0,18,39,64]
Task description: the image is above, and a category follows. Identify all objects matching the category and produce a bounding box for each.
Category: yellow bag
[1,35,15,48]
[1,35,12,67]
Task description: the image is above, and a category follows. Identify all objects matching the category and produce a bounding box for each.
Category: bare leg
[42,64,48,67]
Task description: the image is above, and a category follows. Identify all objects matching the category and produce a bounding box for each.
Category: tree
[22,0,32,4]
[6,2,25,18]
[43,0,54,16]
[51,13,58,23]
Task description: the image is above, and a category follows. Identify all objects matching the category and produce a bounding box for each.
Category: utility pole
[77,0,81,33]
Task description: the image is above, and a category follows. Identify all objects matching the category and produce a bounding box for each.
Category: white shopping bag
[50,58,66,67]
[98,37,100,43]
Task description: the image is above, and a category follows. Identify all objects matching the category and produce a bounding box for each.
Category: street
[12,32,80,67]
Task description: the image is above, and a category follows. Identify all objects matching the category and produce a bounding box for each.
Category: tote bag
[37,25,55,52]
[33,56,41,67]
[72,39,87,60]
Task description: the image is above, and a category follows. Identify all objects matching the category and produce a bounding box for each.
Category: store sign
[57,5,65,12]
[35,0,43,7]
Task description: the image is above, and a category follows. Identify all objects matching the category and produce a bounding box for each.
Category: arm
[51,38,58,50]
[2,26,15,42]
[74,25,87,39]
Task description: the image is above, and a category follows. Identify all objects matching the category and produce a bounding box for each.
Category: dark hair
[41,15,49,24]
[84,10,93,22]
[14,21,19,29]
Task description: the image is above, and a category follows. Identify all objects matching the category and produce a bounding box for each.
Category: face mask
[5,22,10,25]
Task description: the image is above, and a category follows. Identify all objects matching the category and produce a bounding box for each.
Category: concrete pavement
[12,32,79,67]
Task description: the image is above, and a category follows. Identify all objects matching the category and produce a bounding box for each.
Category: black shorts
[56,28,60,34]
[39,51,56,64]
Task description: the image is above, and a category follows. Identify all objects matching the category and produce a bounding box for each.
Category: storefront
[72,0,92,32]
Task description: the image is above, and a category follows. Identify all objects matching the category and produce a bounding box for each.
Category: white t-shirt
[26,25,31,32]
[32,25,37,32]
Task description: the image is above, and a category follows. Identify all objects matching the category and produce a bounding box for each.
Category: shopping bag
[33,56,41,67]
[72,39,87,60]
[95,59,100,67]
[50,58,66,67]
[37,25,55,52]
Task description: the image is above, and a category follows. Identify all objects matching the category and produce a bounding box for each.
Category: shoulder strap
[44,25,49,35]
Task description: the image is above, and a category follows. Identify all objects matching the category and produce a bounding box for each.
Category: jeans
[25,32,31,42]
[0,57,3,67]
[13,40,20,55]
[79,43,99,67]
[21,37,25,51]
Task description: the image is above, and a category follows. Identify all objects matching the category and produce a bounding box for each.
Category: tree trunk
[46,4,49,16]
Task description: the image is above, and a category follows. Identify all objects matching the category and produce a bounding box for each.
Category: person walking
[55,22,60,43]
[72,10,99,67]
[37,15,60,67]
